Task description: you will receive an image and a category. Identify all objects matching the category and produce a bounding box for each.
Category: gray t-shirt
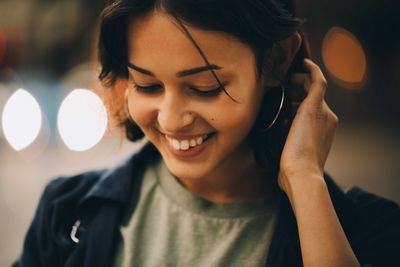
[113,159,278,267]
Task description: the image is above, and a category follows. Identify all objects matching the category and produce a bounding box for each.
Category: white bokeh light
[1,89,42,151]
[57,89,108,151]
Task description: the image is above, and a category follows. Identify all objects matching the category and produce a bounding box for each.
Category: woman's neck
[175,144,279,203]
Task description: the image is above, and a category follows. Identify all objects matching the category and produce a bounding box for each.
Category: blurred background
[0,0,399,265]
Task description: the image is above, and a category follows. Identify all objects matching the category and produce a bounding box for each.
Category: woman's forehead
[126,10,255,72]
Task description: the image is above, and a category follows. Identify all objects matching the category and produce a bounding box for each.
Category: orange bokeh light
[322,27,367,90]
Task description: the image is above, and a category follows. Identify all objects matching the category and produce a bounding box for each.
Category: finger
[302,58,327,104]
[291,73,309,101]
[322,101,339,125]
[291,73,309,88]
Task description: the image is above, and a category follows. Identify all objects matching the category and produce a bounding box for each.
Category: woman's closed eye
[133,84,162,93]
[133,83,224,98]
[190,86,224,97]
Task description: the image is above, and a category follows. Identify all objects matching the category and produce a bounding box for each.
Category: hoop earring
[124,88,135,123]
[262,84,285,132]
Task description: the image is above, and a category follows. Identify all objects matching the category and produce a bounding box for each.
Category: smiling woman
[13,0,400,267]
[124,11,269,190]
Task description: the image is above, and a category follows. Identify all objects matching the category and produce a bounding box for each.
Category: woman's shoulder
[320,175,400,265]
[323,174,399,240]
[345,186,400,234]
[343,185,400,265]
[38,170,106,211]
[323,174,399,219]
[324,174,400,229]
[36,141,159,220]
[14,143,159,267]
[346,186,400,214]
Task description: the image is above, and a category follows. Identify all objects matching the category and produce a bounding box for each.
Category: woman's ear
[101,78,129,126]
[263,32,302,87]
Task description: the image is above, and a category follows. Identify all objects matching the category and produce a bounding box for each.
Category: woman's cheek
[210,103,257,131]
[129,96,156,127]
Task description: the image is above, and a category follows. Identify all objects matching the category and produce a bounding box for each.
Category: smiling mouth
[165,133,215,151]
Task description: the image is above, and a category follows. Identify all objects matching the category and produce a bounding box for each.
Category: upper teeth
[166,134,208,151]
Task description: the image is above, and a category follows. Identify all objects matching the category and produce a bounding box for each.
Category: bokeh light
[1,89,42,151]
[57,88,108,151]
[322,27,367,89]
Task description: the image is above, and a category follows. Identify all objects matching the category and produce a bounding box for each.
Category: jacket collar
[76,139,359,266]
[78,139,359,222]
[78,141,160,207]
[78,140,359,228]
[78,142,358,246]
[70,142,159,267]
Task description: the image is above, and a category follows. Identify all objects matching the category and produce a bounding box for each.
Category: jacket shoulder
[14,143,157,267]
[12,170,106,267]
[346,186,400,227]
[345,187,400,266]
[42,170,105,204]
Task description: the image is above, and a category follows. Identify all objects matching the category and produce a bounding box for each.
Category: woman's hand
[277,59,360,267]
[277,58,339,194]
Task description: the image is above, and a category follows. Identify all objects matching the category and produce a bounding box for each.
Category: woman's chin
[163,159,210,181]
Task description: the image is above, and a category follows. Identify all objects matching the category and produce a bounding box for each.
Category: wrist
[280,172,327,210]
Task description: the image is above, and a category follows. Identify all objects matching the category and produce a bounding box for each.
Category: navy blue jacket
[13,142,400,267]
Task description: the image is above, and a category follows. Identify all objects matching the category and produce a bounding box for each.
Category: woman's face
[126,11,265,180]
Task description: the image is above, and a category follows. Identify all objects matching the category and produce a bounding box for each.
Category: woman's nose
[157,92,195,133]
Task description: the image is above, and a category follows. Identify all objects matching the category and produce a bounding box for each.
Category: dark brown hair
[98,0,310,171]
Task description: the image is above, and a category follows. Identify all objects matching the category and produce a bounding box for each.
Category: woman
[14,0,400,266]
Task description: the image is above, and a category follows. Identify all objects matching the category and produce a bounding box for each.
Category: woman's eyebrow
[176,64,222,77]
[127,62,222,77]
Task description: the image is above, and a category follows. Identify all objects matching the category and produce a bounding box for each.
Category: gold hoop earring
[262,84,285,132]
[124,88,135,123]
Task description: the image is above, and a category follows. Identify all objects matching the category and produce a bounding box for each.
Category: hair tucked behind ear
[98,0,310,172]
[251,3,310,172]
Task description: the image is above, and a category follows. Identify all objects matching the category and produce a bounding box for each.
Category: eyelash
[133,84,224,98]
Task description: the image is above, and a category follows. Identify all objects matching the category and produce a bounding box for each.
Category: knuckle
[332,112,339,121]
[329,112,339,126]
[332,113,339,124]
[318,78,327,87]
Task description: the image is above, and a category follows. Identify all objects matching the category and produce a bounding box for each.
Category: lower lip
[164,135,214,158]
